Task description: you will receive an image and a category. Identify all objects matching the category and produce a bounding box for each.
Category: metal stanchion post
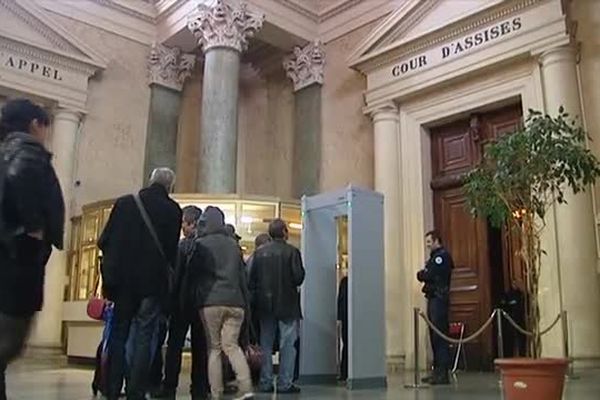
[496,309,504,359]
[405,307,428,389]
[562,310,579,380]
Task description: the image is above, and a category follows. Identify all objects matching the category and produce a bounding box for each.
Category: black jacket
[173,234,197,315]
[249,239,305,320]
[98,184,182,302]
[189,227,248,309]
[0,132,65,317]
[417,247,453,299]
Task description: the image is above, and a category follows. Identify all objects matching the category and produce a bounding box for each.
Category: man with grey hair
[99,167,182,400]
[149,167,176,192]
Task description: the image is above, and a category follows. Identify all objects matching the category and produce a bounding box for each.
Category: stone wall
[47,13,151,212]
[176,62,203,193]
[320,22,377,192]
[573,0,600,222]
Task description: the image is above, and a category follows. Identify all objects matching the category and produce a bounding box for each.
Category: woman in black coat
[0,99,65,400]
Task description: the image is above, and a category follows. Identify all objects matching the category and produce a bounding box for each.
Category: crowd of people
[0,98,309,400]
[0,97,453,400]
[98,171,307,400]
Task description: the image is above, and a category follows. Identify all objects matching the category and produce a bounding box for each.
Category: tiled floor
[5,361,600,399]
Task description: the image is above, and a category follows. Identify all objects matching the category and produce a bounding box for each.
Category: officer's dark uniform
[417,247,453,383]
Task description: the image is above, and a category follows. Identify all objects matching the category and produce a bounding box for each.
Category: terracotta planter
[495,358,568,400]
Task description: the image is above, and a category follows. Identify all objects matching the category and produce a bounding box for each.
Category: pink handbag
[87,296,107,320]
[86,274,107,320]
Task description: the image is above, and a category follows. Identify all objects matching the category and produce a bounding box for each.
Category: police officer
[417,230,453,385]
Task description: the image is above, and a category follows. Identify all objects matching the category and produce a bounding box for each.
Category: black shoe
[421,375,434,383]
[149,386,176,399]
[277,385,301,394]
[430,374,450,385]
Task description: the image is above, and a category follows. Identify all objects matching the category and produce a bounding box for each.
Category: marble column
[188,0,264,193]
[29,108,81,348]
[371,102,404,365]
[284,40,325,198]
[539,45,600,363]
[145,43,196,182]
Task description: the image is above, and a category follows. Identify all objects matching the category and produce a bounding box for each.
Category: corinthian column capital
[147,43,196,91]
[187,0,264,54]
[283,40,325,92]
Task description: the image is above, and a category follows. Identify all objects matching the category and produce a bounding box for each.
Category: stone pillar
[29,109,81,348]
[539,45,600,363]
[284,40,325,198]
[145,43,196,182]
[188,0,264,193]
[370,102,404,365]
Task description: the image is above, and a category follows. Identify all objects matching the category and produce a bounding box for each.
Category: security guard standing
[417,230,453,385]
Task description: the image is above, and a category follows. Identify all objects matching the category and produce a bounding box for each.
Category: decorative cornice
[1,0,77,54]
[277,0,319,22]
[375,0,438,49]
[2,0,108,68]
[283,40,325,92]
[277,0,366,23]
[156,0,187,22]
[147,43,196,91]
[90,0,157,23]
[369,101,398,119]
[0,36,99,76]
[350,0,541,72]
[187,0,265,53]
[319,0,363,22]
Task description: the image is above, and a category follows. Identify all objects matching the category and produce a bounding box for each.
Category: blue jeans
[108,297,161,400]
[259,317,298,390]
[126,314,166,389]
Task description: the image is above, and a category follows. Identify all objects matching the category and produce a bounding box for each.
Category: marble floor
[5,361,600,399]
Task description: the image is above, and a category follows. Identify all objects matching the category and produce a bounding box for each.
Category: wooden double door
[430,104,524,370]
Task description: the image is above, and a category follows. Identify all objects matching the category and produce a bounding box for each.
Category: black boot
[430,370,450,385]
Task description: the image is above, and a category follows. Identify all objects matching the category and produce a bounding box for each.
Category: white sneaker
[233,393,254,400]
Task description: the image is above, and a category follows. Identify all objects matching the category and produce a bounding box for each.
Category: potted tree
[464,107,600,400]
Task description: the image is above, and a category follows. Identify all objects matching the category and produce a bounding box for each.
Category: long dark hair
[0,99,50,140]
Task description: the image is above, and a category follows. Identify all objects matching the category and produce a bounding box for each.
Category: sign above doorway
[390,17,523,78]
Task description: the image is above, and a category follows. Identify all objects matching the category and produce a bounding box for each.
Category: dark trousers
[149,317,168,389]
[0,312,33,400]
[107,296,161,400]
[427,297,450,374]
[163,312,209,397]
[0,362,5,400]
[294,338,300,382]
[340,321,348,380]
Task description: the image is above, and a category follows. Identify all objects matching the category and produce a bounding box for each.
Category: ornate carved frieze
[147,43,196,91]
[283,40,325,92]
[187,0,264,54]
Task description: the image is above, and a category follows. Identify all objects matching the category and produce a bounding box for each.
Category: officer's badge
[435,256,443,265]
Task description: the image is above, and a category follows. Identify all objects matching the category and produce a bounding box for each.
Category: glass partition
[66,194,301,301]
